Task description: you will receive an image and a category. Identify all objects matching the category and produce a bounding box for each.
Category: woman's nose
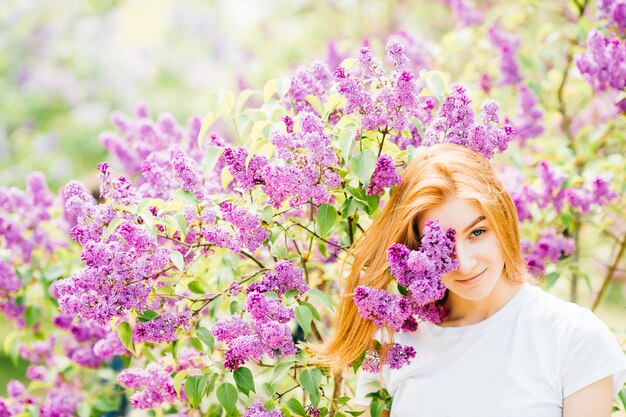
[455,243,478,274]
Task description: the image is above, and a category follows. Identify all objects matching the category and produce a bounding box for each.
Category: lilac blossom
[0,261,22,295]
[598,0,626,34]
[575,30,626,92]
[523,230,576,275]
[248,261,308,295]
[386,39,409,70]
[442,0,484,26]
[513,85,544,145]
[361,343,417,373]
[39,385,82,417]
[488,26,523,85]
[222,147,268,190]
[287,61,333,113]
[118,363,181,409]
[367,155,402,196]
[244,400,283,417]
[134,311,191,344]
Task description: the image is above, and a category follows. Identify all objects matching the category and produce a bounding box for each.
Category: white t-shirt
[354,283,626,417]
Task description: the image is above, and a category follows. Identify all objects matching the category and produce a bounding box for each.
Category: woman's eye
[470,229,485,238]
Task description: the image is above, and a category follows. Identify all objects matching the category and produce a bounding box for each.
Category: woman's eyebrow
[462,216,486,233]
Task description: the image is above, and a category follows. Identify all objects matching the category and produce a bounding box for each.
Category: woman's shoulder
[521,283,613,338]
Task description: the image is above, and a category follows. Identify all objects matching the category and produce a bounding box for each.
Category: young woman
[316,144,626,416]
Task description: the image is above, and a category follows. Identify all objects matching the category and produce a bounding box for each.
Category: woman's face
[418,197,506,301]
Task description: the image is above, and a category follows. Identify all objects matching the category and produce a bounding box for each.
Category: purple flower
[40,385,82,417]
[118,363,180,409]
[224,335,264,371]
[385,343,417,369]
[0,260,22,295]
[523,230,576,276]
[513,85,544,145]
[386,39,409,69]
[575,30,626,92]
[246,292,294,324]
[359,47,385,79]
[6,380,25,398]
[367,155,402,196]
[488,26,523,85]
[287,61,333,113]
[248,261,308,296]
[442,0,484,26]
[212,317,254,342]
[256,320,297,358]
[134,311,191,344]
[244,400,283,417]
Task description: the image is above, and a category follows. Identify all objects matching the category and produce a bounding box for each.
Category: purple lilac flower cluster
[244,400,284,417]
[336,41,435,150]
[488,26,523,85]
[101,105,225,199]
[522,230,576,275]
[367,155,402,196]
[287,61,334,114]
[513,85,545,146]
[39,384,82,417]
[223,113,342,209]
[56,217,171,325]
[0,172,65,327]
[424,86,515,159]
[118,363,182,409]
[134,311,191,344]
[0,380,33,417]
[52,314,126,368]
[511,162,618,221]
[361,343,417,373]
[212,262,306,370]
[201,202,269,252]
[575,30,626,92]
[0,172,61,264]
[598,0,626,35]
[353,220,456,334]
[441,0,484,27]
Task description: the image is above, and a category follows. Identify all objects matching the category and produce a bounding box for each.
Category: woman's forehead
[417,197,485,234]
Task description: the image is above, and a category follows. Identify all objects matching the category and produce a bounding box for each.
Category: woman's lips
[456,269,486,286]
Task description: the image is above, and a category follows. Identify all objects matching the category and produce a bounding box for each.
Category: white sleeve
[560,309,626,398]
[354,368,386,406]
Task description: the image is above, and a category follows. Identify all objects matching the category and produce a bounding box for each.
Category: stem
[329,372,343,417]
[570,213,581,302]
[290,222,346,249]
[592,235,626,311]
[377,128,388,158]
[311,321,324,343]
[239,251,265,269]
[347,216,354,245]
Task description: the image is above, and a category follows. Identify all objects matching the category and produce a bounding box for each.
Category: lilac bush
[1,4,625,416]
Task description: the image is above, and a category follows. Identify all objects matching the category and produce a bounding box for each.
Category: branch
[592,235,626,311]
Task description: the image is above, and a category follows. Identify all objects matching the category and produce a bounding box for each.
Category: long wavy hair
[313,144,527,373]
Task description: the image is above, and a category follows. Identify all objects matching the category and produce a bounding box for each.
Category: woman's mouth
[456,269,486,286]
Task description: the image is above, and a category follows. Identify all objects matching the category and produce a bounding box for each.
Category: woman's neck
[439,279,524,327]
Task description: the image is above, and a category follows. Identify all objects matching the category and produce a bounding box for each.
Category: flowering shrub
[1,1,626,416]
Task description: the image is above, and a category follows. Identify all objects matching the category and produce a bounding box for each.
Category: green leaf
[369,399,384,417]
[187,280,205,294]
[24,306,39,328]
[345,411,366,416]
[173,370,189,399]
[191,336,204,352]
[198,113,216,147]
[185,373,209,409]
[173,214,188,237]
[301,301,321,320]
[352,349,366,373]
[286,398,307,416]
[307,288,334,312]
[196,327,215,350]
[170,251,185,271]
[76,402,91,417]
[203,146,224,174]
[337,124,356,163]
[546,272,560,288]
[172,189,200,205]
[217,382,238,415]
[102,218,124,241]
[316,204,338,236]
[618,387,626,409]
[234,366,256,395]
[425,71,446,104]
[351,150,378,186]
[138,310,159,322]
[295,304,313,337]
[117,321,134,354]
[299,368,323,407]
[262,382,274,397]
[305,94,324,116]
[271,359,295,383]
